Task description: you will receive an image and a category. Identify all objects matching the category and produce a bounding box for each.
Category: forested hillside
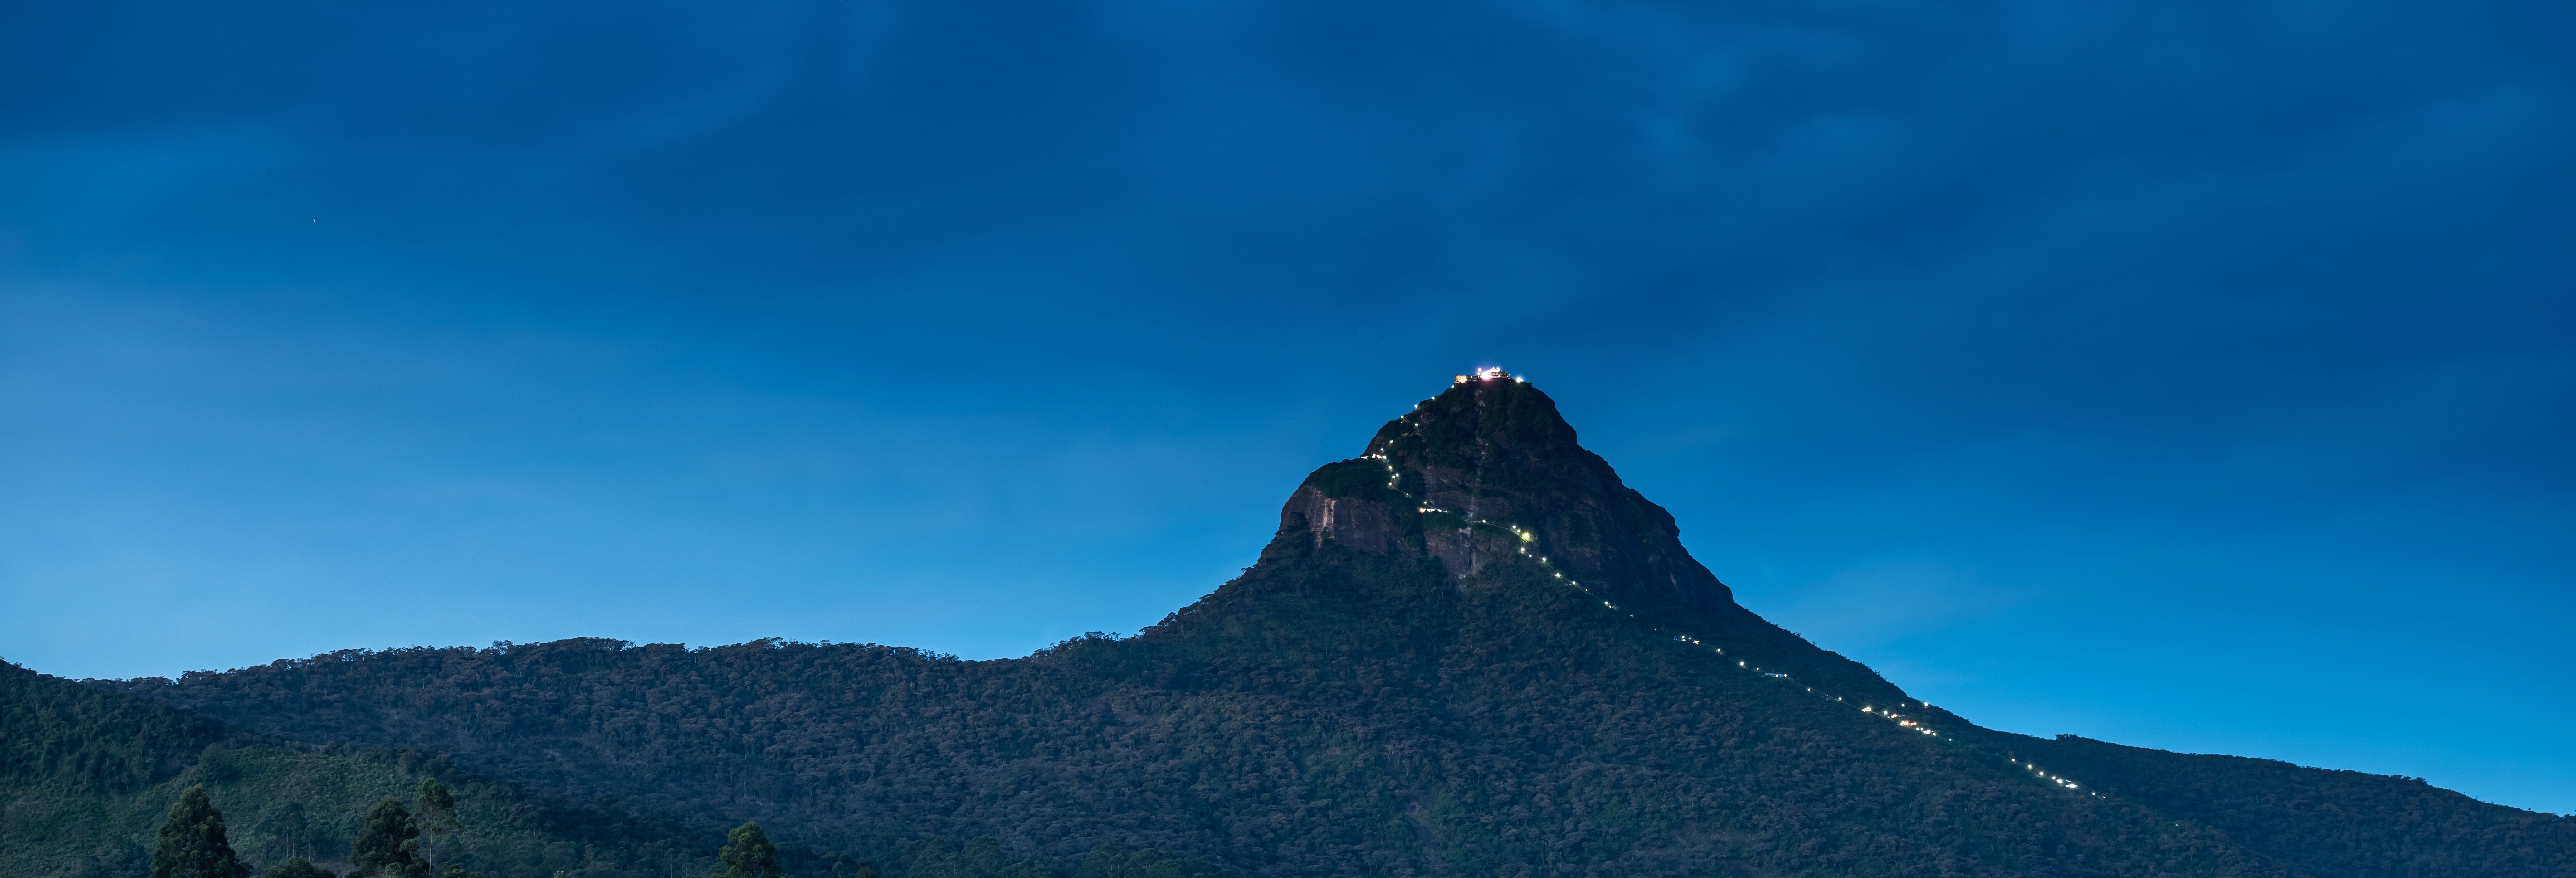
[2009,733,2574,877]
[2,658,729,878]
[2,660,1225,878]
[101,551,2261,877]
[97,379,2576,878]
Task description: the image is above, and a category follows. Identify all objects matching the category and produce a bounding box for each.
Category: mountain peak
[1276,372,1720,610]
[1249,370,1917,705]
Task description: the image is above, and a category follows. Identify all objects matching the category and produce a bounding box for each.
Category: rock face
[1276,486,1408,556]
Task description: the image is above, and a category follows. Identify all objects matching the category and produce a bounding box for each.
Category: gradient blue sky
[4,0,2571,813]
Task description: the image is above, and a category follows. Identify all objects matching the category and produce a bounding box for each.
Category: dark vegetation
[1,657,725,878]
[713,823,783,878]
[2,657,1230,878]
[9,379,2571,877]
[3,656,222,793]
[2012,733,2574,877]
[150,786,247,878]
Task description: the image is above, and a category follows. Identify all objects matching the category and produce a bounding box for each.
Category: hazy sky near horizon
[4,0,2571,813]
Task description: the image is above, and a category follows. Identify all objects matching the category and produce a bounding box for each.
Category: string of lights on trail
[1368,367,2101,800]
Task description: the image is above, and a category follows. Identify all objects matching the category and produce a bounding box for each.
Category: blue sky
[3,0,2570,813]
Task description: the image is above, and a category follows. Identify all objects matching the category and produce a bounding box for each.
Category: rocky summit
[1275,371,1909,706]
[9,374,2572,878]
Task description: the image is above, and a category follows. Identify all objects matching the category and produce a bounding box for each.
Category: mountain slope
[2009,733,2572,877]
[102,376,2575,877]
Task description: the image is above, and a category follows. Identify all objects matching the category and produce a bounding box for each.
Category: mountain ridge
[18,374,2571,877]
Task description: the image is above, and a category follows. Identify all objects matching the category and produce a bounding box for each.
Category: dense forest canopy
[11,380,2572,878]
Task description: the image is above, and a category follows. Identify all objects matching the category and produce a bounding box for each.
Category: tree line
[147,781,792,878]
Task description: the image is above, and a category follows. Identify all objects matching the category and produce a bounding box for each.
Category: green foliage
[0,672,724,878]
[152,785,250,878]
[1071,842,1224,878]
[260,859,333,878]
[2011,733,2575,878]
[713,823,779,878]
[350,798,422,878]
[416,781,456,829]
[1,658,223,792]
[414,779,458,872]
[901,838,1046,878]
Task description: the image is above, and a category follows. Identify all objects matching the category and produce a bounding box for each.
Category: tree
[712,823,780,878]
[414,778,459,873]
[260,858,335,878]
[257,803,311,863]
[152,785,251,878]
[350,798,424,878]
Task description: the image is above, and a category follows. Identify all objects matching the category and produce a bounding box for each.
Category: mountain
[15,375,2573,877]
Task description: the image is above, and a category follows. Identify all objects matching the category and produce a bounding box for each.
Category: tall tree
[413,778,459,873]
[350,798,424,878]
[152,785,250,878]
[256,803,310,862]
[712,823,780,878]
